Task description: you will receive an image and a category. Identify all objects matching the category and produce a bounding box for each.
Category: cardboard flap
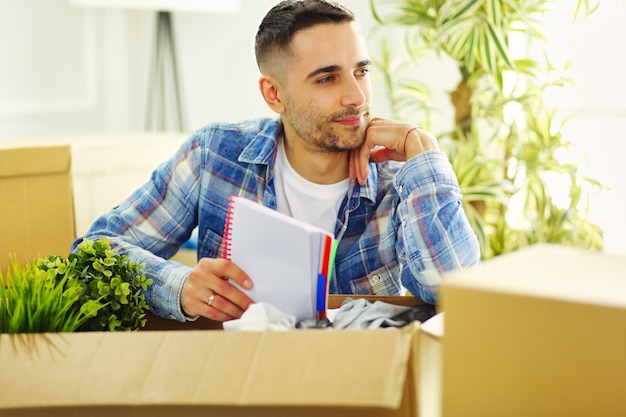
[0,145,71,178]
[444,244,626,308]
[420,312,444,339]
[0,328,415,410]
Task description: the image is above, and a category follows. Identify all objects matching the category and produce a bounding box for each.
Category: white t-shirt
[273,139,350,235]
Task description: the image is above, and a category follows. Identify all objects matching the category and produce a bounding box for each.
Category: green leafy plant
[1,237,152,333]
[0,260,102,333]
[35,237,153,331]
[370,0,607,259]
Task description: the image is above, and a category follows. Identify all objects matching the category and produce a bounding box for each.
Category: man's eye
[317,75,335,84]
[356,67,370,77]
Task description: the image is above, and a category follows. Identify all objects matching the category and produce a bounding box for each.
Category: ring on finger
[207,293,216,307]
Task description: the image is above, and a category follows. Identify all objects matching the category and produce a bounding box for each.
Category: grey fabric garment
[331,298,436,329]
[295,317,333,329]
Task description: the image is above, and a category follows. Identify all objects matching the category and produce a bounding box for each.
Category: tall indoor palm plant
[370,0,605,259]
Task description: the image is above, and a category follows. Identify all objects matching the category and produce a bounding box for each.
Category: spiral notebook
[222,195,338,321]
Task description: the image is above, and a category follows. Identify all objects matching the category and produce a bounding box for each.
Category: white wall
[0,0,624,254]
[542,0,626,255]
[0,0,456,139]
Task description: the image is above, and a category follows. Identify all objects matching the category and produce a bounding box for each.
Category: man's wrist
[404,128,439,159]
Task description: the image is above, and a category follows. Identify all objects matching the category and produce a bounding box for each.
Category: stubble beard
[289,104,370,153]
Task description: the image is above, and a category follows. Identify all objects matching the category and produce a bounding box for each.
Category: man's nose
[340,76,367,108]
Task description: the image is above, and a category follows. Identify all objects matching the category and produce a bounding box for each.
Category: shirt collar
[347,164,378,208]
[238,118,282,166]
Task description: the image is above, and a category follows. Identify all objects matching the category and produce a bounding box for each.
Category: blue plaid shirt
[78,118,480,321]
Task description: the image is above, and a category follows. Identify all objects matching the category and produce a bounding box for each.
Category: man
[75,0,480,323]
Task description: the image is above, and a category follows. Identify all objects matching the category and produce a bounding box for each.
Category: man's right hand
[180,258,255,322]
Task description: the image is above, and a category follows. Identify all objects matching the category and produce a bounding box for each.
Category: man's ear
[259,75,286,114]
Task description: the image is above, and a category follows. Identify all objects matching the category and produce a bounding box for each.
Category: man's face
[280,22,372,152]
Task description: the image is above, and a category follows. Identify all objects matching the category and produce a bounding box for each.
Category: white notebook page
[225,196,329,321]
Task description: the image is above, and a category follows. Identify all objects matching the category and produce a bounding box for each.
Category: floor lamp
[145,10,183,131]
[69,0,241,132]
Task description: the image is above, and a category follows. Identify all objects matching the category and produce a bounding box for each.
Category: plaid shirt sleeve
[331,150,480,304]
[75,136,205,322]
[394,151,481,303]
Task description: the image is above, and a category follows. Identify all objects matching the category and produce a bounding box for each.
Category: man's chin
[320,140,364,153]
[338,127,367,150]
[344,141,366,151]
[345,133,367,150]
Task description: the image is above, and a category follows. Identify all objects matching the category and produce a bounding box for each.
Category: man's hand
[349,117,440,185]
[180,258,255,321]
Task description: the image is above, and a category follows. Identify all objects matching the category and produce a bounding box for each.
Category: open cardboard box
[0,144,75,272]
[440,244,626,417]
[0,295,427,417]
[0,141,431,415]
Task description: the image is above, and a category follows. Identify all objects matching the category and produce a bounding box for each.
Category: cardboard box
[0,323,422,416]
[441,244,626,417]
[0,144,75,272]
[418,313,444,417]
[0,295,427,416]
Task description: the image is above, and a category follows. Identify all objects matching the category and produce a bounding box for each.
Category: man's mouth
[335,114,365,127]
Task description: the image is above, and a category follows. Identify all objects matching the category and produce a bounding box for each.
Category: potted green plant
[369,0,606,259]
[1,237,153,333]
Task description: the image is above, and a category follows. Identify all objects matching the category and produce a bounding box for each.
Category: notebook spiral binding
[222,195,236,260]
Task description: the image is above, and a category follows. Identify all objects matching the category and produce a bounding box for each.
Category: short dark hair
[255,0,355,76]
